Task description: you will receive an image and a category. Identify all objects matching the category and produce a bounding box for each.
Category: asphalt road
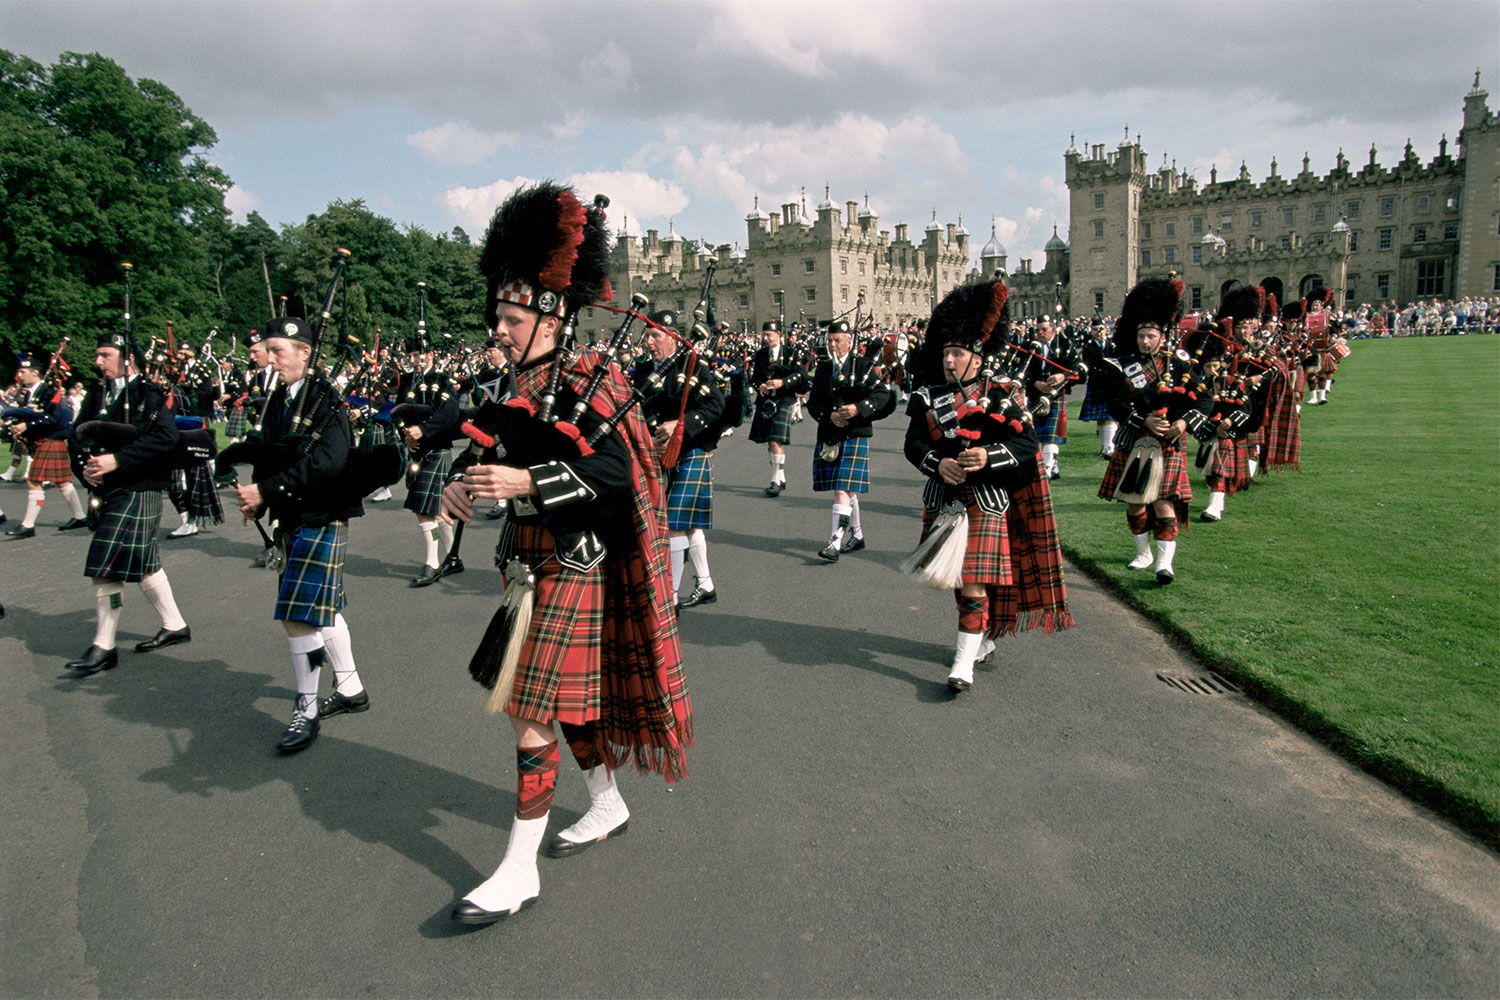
[2,419,1496,999]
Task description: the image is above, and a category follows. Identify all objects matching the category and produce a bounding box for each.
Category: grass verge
[1052,335,1500,849]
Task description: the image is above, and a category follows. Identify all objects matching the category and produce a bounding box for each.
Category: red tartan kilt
[1320,354,1339,374]
[27,438,72,484]
[920,487,1011,585]
[1098,437,1192,503]
[1207,436,1252,495]
[504,523,605,726]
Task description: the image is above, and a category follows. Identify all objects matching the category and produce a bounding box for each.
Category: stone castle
[1066,72,1499,316]
[580,74,1497,338]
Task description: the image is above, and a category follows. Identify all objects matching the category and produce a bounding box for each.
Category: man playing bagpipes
[901,279,1073,692]
[634,309,726,610]
[748,320,806,497]
[65,331,192,674]
[438,182,690,926]
[808,319,893,561]
[1094,277,1213,584]
[396,333,463,587]
[4,350,88,537]
[1021,315,1085,481]
[1196,286,1271,523]
[231,316,371,754]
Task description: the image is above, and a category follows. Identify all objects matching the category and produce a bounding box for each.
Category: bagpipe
[4,336,73,450]
[217,250,404,507]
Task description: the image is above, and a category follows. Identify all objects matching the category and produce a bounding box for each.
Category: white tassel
[485,562,537,714]
[901,504,968,590]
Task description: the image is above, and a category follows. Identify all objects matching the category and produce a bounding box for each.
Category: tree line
[0,50,489,377]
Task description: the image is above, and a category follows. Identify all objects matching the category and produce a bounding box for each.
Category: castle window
[1192,245,1203,265]
[805,287,816,302]
[1444,223,1458,241]
[1347,274,1358,297]
[1446,192,1459,211]
[771,263,781,276]
[1190,286,1203,310]
[1093,220,1104,238]
[1219,214,1233,232]
[804,260,815,274]
[858,261,866,275]
[1413,225,1427,244]
[1142,222,1152,240]
[1140,250,1152,267]
[1313,205,1327,224]
[1378,228,1393,250]
[1280,237,1291,249]
[1416,195,1430,214]
[840,258,847,274]
[841,287,848,303]
[1380,197,1394,217]
[884,292,891,304]
[1192,216,1204,234]
[1492,264,1500,292]
[1094,291,1105,313]
[1346,201,1360,219]
[1164,247,1176,264]
[1165,221,1176,237]
[739,294,749,307]
[1377,274,1391,298]
[1094,192,1105,209]
[1282,208,1295,226]
[1250,211,1262,229]
[1349,231,1359,251]
[1313,235,1325,247]
[1416,260,1445,297]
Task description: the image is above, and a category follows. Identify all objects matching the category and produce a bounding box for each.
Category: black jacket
[256,377,362,528]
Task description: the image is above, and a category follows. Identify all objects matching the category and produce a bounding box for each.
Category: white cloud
[223,183,261,219]
[439,175,537,235]
[406,122,514,165]
[567,171,689,231]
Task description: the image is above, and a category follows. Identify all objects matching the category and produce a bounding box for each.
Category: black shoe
[818,539,841,562]
[1156,568,1175,585]
[318,690,370,718]
[485,504,505,520]
[451,896,537,925]
[840,534,865,554]
[438,556,464,579]
[679,585,717,609]
[0,513,6,525]
[1049,467,1061,480]
[135,625,191,652]
[6,524,35,538]
[764,482,784,497]
[545,820,630,858]
[57,517,88,531]
[66,645,118,674]
[276,714,319,754]
[1199,509,1221,523]
[410,564,440,587]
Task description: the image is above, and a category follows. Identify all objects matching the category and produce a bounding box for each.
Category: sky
[4,0,1497,269]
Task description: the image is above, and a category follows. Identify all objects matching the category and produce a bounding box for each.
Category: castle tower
[1456,71,1499,297]
[1067,131,1150,315]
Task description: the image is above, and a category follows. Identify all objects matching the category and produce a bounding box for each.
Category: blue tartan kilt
[403,447,451,516]
[666,447,713,531]
[225,407,250,438]
[1034,403,1066,445]
[274,521,348,627]
[1078,386,1111,422]
[85,489,163,582]
[812,435,870,493]
[749,396,795,444]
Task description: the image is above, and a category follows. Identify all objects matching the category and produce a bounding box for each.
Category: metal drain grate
[1157,670,1240,696]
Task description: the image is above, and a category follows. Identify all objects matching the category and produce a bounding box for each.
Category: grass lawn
[1053,335,1500,846]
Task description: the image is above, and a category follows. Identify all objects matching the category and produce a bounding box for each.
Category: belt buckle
[509,496,538,518]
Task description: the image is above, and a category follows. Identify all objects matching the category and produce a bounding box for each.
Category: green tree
[0,51,230,375]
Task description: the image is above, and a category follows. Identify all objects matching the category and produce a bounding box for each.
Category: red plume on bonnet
[981,280,1010,337]
[538,190,587,293]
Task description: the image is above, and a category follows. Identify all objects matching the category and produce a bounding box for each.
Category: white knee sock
[1042,443,1060,471]
[93,582,125,649]
[287,633,326,720]
[138,569,187,631]
[319,613,363,697]
[59,482,85,519]
[848,496,863,539]
[687,529,712,590]
[773,453,785,484]
[21,488,43,528]
[668,535,688,594]
[1098,422,1116,454]
[417,518,439,567]
[438,520,454,561]
[830,503,852,542]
